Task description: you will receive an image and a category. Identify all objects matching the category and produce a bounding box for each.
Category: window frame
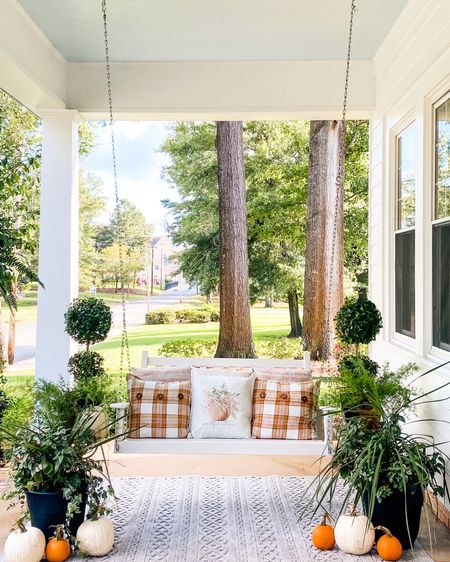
[393,120,417,340]
[432,90,450,223]
[431,90,450,353]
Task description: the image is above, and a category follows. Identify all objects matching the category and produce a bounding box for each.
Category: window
[433,93,450,351]
[395,123,416,338]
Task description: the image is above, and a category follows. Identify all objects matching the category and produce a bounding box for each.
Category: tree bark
[287,290,302,338]
[265,294,273,308]
[215,121,256,358]
[7,279,17,365]
[303,120,345,359]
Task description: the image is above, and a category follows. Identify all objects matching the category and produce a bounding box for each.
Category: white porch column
[35,110,81,381]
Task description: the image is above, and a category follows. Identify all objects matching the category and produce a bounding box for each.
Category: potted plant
[65,297,113,436]
[326,357,417,425]
[309,363,450,549]
[329,296,384,424]
[0,386,119,540]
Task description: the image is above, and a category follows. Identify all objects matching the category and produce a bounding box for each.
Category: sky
[82,121,178,236]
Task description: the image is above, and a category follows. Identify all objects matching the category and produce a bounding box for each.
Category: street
[7,287,196,372]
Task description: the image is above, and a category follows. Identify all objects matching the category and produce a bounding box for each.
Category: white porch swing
[106,0,358,455]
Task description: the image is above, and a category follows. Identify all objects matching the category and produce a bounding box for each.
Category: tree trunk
[303,120,345,360]
[287,290,302,338]
[7,279,17,365]
[0,304,7,370]
[265,294,273,308]
[215,121,256,358]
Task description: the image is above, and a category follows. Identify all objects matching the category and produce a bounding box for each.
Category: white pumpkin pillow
[190,370,256,439]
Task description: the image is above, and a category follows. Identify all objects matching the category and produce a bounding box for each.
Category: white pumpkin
[76,517,114,556]
[4,526,46,562]
[334,506,375,555]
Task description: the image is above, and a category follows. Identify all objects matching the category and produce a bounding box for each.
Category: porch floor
[1,450,449,561]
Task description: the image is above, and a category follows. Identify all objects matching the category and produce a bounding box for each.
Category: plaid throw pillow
[252,379,319,440]
[127,375,191,439]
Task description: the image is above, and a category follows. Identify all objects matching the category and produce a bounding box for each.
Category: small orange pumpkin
[376,526,403,561]
[45,526,71,562]
[312,512,335,550]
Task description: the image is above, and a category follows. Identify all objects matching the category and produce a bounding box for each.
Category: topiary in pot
[65,297,112,351]
[335,296,383,350]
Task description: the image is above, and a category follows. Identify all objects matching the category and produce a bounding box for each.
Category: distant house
[149,235,182,290]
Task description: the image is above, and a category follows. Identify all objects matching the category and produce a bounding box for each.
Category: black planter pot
[26,485,87,540]
[363,486,424,549]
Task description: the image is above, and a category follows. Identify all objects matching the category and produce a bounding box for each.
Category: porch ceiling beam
[0,0,67,112]
[68,60,375,121]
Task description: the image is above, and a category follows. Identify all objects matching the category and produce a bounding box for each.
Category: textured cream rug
[87,476,432,562]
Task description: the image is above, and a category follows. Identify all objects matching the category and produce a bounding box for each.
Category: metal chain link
[323,0,357,360]
[101,0,131,375]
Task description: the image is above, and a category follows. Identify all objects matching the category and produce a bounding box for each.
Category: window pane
[433,221,450,351]
[395,230,415,338]
[435,96,450,220]
[397,124,416,229]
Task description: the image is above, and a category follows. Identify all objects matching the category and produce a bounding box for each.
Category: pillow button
[301,395,308,403]
[178,393,184,400]
[157,393,164,400]
[260,392,266,399]
[281,393,288,400]
[136,392,143,400]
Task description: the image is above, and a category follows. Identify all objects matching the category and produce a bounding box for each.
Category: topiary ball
[65,297,112,347]
[68,350,105,380]
[339,353,379,376]
[335,297,383,346]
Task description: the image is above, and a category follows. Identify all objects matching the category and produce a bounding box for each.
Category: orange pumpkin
[376,526,403,561]
[312,512,335,550]
[45,526,71,562]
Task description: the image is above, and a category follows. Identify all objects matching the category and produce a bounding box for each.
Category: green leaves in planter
[65,297,112,349]
[335,296,383,346]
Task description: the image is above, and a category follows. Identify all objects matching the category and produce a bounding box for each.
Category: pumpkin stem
[375,525,393,538]
[16,515,28,534]
[50,523,66,541]
[347,504,359,517]
[320,512,334,526]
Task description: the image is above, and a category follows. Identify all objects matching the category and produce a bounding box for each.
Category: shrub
[183,309,211,323]
[159,337,304,360]
[202,304,220,322]
[159,339,217,357]
[335,296,383,346]
[255,337,303,359]
[145,310,176,325]
[65,297,112,349]
[68,350,105,380]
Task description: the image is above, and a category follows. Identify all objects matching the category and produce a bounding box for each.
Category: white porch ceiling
[18,0,407,63]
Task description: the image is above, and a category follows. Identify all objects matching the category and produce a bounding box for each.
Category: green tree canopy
[161,120,369,306]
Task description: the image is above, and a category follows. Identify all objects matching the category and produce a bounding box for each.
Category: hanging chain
[101,0,131,374]
[323,0,357,360]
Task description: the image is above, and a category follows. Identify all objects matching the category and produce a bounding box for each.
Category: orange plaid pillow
[127,375,191,439]
[252,379,319,440]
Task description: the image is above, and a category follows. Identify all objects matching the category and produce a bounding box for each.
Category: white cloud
[82,121,178,236]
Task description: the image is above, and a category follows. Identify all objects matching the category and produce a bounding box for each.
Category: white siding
[369,0,450,507]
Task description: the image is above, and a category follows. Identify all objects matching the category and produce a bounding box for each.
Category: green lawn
[94,306,291,374]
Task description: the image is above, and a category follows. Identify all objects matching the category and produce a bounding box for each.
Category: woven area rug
[80,476,432,562]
